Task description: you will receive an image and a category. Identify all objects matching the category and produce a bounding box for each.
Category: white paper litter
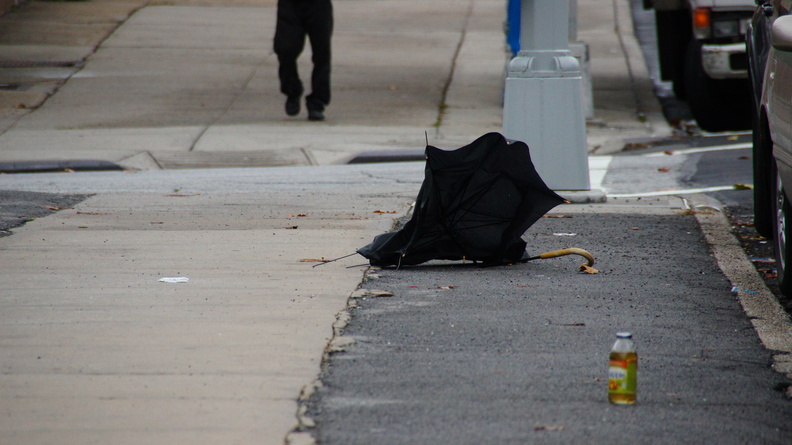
[158,277,190,284]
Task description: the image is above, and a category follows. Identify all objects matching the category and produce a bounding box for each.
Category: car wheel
[753,111,774,238]
[774,166,792,297]
[684,40,751,132]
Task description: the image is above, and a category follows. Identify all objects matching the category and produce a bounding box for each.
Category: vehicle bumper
[701,42,748,80]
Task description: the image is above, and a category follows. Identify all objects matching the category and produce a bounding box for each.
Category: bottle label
[608,360,637,394]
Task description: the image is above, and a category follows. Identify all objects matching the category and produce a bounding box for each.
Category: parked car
[646,0,754,131]
[748,0,777,238]
[748,0,792,296]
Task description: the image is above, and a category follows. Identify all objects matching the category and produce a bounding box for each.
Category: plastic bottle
[608,332,637,405]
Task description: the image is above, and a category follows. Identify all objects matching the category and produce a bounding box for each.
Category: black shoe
[307,107,325,121]
[285,96,300,116]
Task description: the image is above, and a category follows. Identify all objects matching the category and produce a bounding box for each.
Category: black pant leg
[273,0,306,99]
[305,0,333,110]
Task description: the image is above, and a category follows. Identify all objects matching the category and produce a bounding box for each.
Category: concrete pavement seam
[0,1,151,137]
[432,0,473,135]
[188,51,275,152]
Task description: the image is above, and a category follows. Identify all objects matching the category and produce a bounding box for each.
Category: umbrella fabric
[357,132,565,267]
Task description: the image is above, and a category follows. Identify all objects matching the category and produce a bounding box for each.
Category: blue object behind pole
[507,0,520,55]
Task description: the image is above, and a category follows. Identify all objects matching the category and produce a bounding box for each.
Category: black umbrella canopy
[358,132,566,267]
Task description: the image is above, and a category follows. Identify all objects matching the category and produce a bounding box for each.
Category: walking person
[273,0,333,121]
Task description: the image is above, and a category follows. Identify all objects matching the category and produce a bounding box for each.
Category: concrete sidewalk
[4,1,789,444]
[0,0,666,169]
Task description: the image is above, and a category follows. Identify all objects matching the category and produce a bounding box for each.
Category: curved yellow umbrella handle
[537,248,595,268]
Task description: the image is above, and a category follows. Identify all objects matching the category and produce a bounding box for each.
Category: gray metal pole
[503,0,590,191]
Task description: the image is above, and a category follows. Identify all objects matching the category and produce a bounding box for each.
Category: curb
[692,196,792,388]
[0,160,123,174]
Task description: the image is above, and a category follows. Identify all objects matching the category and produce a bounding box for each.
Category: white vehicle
[646,0,755,131]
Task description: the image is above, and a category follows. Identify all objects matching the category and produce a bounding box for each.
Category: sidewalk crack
[433,0,474,136]
[188,52,275,152]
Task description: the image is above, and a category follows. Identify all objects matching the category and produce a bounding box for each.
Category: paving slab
[0,169,420,444]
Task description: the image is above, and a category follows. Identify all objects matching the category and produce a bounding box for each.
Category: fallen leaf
[727,135,740,141]
[437,286,456,290]
[579,265,599,274]
[663,150,674,155]
[629,227,641,230]
[534,425,565,432]
[373,210,397,214]
[350,289,394,298]
[657,168,670,173]
[676,209,716,216]
[738,155,749,160]
[625,141,649,150]
[543,214,572,219]
[733,183,753,190]
[548,320,586,326]
[288,213,309,217]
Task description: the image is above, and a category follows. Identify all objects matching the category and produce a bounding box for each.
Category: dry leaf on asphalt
[437,286,456,290]
[657,167,670,173]
[534,425,565,432]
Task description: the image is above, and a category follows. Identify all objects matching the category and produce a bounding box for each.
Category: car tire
[773,164,792,297]
[684,40,751,132]
[753,111,774,238]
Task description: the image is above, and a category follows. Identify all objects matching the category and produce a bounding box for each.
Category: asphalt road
[307,212,792,444]
[0,190,88,237]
